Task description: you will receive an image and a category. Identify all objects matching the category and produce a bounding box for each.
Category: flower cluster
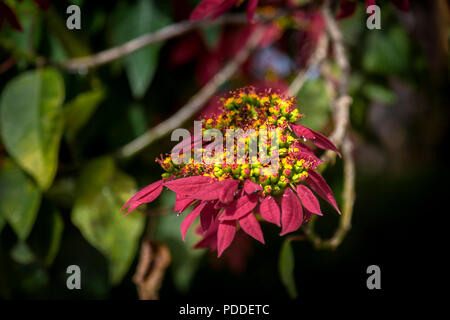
[122,88,341,257]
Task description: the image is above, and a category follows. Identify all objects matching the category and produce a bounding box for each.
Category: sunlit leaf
[279,239,298,299]
[110,0,171,98]
[71,156,145,285]
[28,202,64,266]
[0,68,65,190]
[0,159,41,241]
[64,87,105,141]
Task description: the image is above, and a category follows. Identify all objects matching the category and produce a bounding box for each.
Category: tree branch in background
[133,239,171,300]
[116,26,266,160]
[288,33,329,96]
[58,12,284,72]
[301,5,355,250]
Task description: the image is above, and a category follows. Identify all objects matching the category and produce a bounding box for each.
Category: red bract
[122,88,341,257]
[190,0,260,23]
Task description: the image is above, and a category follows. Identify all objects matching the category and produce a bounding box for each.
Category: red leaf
[211,0,237,20]
[306,170,341,214]
[219,179,240,203]
[0,3,23,31]
[217,220,236,257]
[246,0,259,23]
[200,202,216,231]
[164,176,215,196]
[190,0,227,21]
[181,202,207,241]
[33,0,50,10]
[259,195,281,227]
[219,193,258,221]
[239,213,264,244]
[336,0,357,20]
[121,180,163,215]
[390,0,410,11]
[243,179,262,195]
[291,123,341,157]
[296,184,322,216]
[174,194,195,214]
[280,187,303,235]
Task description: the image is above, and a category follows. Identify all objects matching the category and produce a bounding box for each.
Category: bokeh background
[0,0,448,301]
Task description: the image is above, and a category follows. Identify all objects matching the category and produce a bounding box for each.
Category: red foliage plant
[122,88,341,257]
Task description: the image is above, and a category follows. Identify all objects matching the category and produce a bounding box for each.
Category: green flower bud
[161,172,171,179]
[272,185,282,195]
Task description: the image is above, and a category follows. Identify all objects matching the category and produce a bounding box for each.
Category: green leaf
[279,239,298,299]
[297,79,331,130]
[201,25,221,48]
[0,158,41,241]
[110,0,171,99]
[153,191,204,293]
[0,0,42,69]
[64,87,105,141]
[28,202,64,266]
[71,156,145,285]
[0,68,65,190]
[128,103,148,138]
[0,215,5,235]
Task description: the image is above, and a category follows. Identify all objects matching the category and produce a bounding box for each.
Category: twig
[305,135,355,250]
[320,6,353,163]
[57,12,284,72]
[302,4,355,250]
[116,26,266,160]
[133,239,171,300]
[288,33,329,96]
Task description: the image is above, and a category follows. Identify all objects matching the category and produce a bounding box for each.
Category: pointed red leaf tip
[244,179,262,195]
[246,0,259,23]
[219,193,258,221]
[217,220,236,257]
[190,0,229,21]
[259,195,281,227]
[200,202,216,231]
[0,2,23,31]
[121,180,163,215]
[181,202,207,241]
[336,0,357,20]
[174,194,195,214]
[306,170,341,214]
[390,0,410,11]
[296,185,323,216]
[239,213,264,244]
[291,123,341,157]
[280,187,303,236]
